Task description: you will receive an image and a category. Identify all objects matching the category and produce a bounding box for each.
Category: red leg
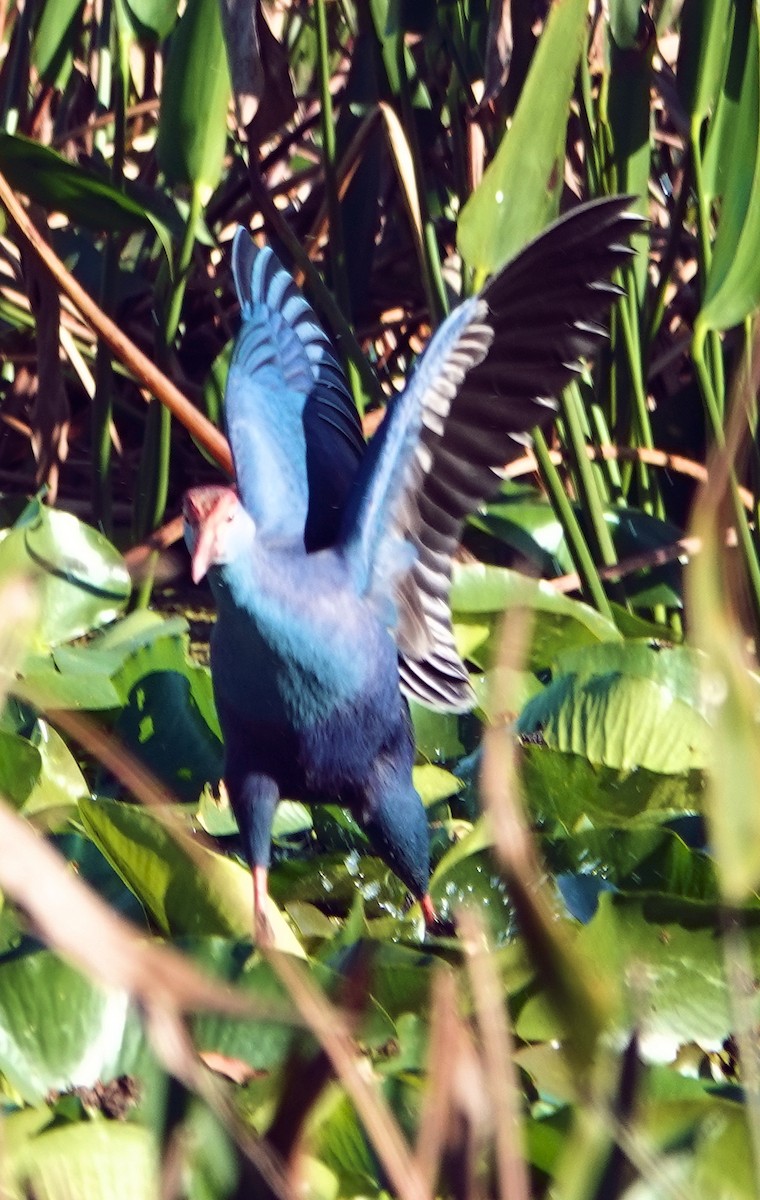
[420,892,437,927]
[253,864,273,946]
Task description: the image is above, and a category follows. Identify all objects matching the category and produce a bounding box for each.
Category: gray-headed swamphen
[183,196,644,941]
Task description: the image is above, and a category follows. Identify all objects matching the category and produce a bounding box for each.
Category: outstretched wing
[339,196,645,711]
[226,231,365,548]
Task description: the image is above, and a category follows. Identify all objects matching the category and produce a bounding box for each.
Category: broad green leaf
[451,561,619,634]
[11,1117,157,1200]
[432,847,514,938]
[271,849,409,924]
[27,614,220,740]
[78,797,304,954]
[0,945,139,1102]
[0,503,129,650]
[0,710,88,818]
[451,561,621,672]
[545,826,720,905]
[15,656,123,711]
[272,799,313,839]
[517,642,710,774]
[198,792,313,843]
[186,937,394,1068]
[471,665,545,723]
[468,497,576,576]
[175,1101,237,1200]
[22,720,89,816]
[429,816,493,890]
[517,892,760,1056]
[457,0,589,275]
[0,730,41,809]
[468,502,685,610]
[113,668,221,803]
[186,941,305,1071]
[53,831,148,924]
[157,0,232,201]
[409,700,467,762]
[79,796,248,936]
[521,745,705,830]
[412,763,461,806]
[314,1093,379,1195]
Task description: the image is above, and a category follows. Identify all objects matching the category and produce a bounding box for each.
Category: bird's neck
[210,538,302,621]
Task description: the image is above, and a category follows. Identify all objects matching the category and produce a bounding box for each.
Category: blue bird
[183,197,643,940]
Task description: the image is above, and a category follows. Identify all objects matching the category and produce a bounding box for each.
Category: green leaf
[78,797,305,954]
[521,745,705,830]
[31,0,83,85]
[79,796,249,937]
[702,0,752,201]
[409,701,466,763]
[545,825,720,904]
[517,642,711,773]
[695,7,760,331]
[123,0,178,40]
[11,1116,157,1200]
[16,655,123,712]
[606,28,653,297]
[21,720,89,817]
[468,501,685,610]
[0,944,141,1103]
[518,892,760,1056]
[0,134,173,254]
[676,0,734,126]
[457,0,589,275]
[412,763,461,806]
[112,668,221,803]
[0,729,41,809]
[607,0,643,47]
[451,561,622,672]
[157,0,232,200]
[0,503,130,650]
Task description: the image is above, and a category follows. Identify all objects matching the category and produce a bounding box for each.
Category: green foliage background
[0,0,760,1197]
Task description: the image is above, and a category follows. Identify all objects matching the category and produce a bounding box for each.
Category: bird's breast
[210,549,395,733]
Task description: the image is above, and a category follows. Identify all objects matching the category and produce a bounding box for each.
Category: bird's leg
[420,893,438,927]
[360,760,435,929]
[227,767,280,946]
[252,865,274,946]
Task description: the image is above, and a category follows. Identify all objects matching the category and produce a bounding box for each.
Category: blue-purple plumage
[183,197,646,935]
